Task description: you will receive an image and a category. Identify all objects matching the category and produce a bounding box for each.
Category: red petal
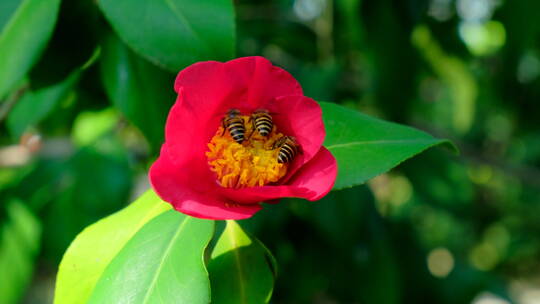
[218,147,337,203]
[164,89,213,165]
[149,146,261,220]
[174,56,302,103]
[153,56,337,219]
[219,56,303,109]
[166,56,303,165]
[287,147,337,200]
[266,95,325,180]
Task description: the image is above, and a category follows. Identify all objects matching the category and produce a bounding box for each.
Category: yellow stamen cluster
[206,115,288,188]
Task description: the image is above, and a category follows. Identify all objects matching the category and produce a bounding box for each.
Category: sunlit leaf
[98,0,235,71]
[208,220,276,304]
[87,210,214,304]
[321,102,455,190]
[71,108,119,147]
[0,0,61,99]
[54,190,170,304]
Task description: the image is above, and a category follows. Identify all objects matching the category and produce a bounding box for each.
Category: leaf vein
[141,216,191,304]
[162,0,208,51]
[228,222,247,304]
[327,138,437,150]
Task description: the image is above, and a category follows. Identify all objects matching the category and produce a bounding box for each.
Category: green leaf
[6,71,79,138]
[321,102,455,190]
[0,0,61,99]
[412,25,477,134]
[6,47,99,138]
[0,0,22,30]
[88,210,214,304]
[27,0,101,88]
[97,0,235,71]
[0,200,41,304]
[54,190,171,304]
[100,33,175,149]
[42,146,133,261]
[208,220,276,304]
[71,108,119,147]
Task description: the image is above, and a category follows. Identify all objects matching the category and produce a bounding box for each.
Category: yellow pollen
[206,115,288,188]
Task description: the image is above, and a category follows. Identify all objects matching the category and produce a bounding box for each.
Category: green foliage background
[1,0,539,303]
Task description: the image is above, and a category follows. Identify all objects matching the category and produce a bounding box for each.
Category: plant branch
[0,85,29,123]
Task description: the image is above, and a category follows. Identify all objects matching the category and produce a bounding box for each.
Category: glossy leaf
[88,210,214,304]
[0,200,41,304]
[0,0,61,99]
[100,33,175,149]
[54,190,170,304]
[321,102,454,190]
[208,220,276,304]
[98,0,235,71]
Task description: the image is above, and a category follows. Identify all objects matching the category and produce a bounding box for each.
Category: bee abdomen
[228,120,245,144]
[278,143,297,163]
[255,116,272,136]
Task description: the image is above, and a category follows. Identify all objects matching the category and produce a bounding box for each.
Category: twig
[0,84,29,123]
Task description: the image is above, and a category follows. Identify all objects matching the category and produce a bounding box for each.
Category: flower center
[206,115,288,188]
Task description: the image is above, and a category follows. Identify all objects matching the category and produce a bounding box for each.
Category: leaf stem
[0,84,29,123]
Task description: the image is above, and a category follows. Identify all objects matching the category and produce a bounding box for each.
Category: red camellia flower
[149,56,337,220]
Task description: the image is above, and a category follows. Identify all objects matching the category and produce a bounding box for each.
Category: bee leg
[247,118,257,141]
[265,137,281,151]
[220,119,226,136]
[247,130,256,141]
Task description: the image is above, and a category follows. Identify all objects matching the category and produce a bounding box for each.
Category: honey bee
[272,136,300,163]
[250,109,273,137]
[222,109,245,144]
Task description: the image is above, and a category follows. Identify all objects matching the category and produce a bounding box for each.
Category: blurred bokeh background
[1,0,539,303]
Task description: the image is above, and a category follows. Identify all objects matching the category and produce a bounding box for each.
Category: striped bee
[222,109,246,144]
[250,109,273,137]
[272,136,300,163]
